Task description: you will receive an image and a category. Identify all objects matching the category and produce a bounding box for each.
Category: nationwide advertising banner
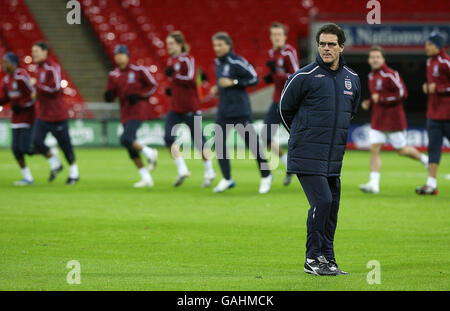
[0,119,448,151]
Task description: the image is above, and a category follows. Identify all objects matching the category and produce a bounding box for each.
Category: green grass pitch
[0,147,449,290]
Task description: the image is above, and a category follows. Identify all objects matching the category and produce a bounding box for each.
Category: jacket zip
[327,75,338,175]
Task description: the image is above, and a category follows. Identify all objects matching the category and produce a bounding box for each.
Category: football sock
[69,164,79,179]
[142,146,155,159]
[370,171,380,186]
[421,154,429,166]
[21,167,33,181]
[426,176,437,188]
[48,153,61,170]
[204,159,213,174]
[280,154,288,168]
[174,157,189,175]
[138,167,151,181]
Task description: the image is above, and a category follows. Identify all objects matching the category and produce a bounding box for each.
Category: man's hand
[30,77,37,86]
[263,74,273,84]
[104,90,113,102]
[361,99,371,111]
[127,93,141,105]
[210,85,218,96]
[218,77,235,88]
[428,83,436,94]
[266,60,276,73]
[165,87,171,96]
[12,102,22,114]
[371,93,379,104]
[422,82,428,94]
[165,66,174,77]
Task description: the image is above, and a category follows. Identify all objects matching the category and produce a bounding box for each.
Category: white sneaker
[173,171,190,187]
[133,178,154,188]
[147,148,158,172]
[213,178,235,193]
[13,179,34,186]
[359,182,379,194]
[202,170,216,188]
[259,174,273,194]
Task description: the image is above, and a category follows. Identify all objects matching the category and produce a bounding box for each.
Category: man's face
[318,33,343,66]
[270,27,286,49]
[114,53,129,68]
[213,39,231,58]
[2,59,14,74]
[31,46,48,63]
[368,51,385,70]
[425,41,439,57]
[166,36,180,56]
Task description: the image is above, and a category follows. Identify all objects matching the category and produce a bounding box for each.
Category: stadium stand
[0,0,87,118]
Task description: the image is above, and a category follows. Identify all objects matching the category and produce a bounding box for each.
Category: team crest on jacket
[222,64,230,76]
[376,78,382,90]
[432,64,439,77]
[128,72,135,83]
[344,78,352,90]
[277,58,284,67]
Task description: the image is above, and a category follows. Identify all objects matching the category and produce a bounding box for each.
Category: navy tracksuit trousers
[297,174,341,260]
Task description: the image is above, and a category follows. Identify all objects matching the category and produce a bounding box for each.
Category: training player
[0,52,36,185]
[359,45,428,194]
[416,32,450,195]
[262,22,299,186]
[30,42,79,185]
[280,24,360,275]
[164,31,215,187]
[104,45,158,188]
[210,32,272,194]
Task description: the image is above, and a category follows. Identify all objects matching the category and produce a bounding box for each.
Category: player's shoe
[133,178,153,188]
[359,182,379,194]
[173,172,190,187]
[146,148,158,172]
[259,174,273,194]
[327,259,350,275]
[13,179,34,186]
[415,185,438,195]
[65,177,79,185]
[283,173,293,186]
[213,178,235,193]
[304,256,338,276]
[48,165,63,182]
[202,170,216,188]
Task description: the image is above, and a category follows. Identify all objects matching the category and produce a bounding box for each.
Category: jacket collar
[316,54,346,74]
[217,50,235,63]
[372,63,388,74]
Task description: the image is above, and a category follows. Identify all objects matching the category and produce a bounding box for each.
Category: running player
[164,31,215,187]
[30,42,78,185]
[0,52,36,185]
[262,22,299,186]
[104,45,158,188]
[359,45,428,194]
[416,32,450,195]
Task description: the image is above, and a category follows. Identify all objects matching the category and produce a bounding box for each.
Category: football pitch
[0,148,449,291]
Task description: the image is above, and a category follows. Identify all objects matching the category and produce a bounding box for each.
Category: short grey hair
[212,32,233,47]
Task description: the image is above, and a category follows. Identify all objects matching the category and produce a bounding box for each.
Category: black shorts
[164,110,205,151]
[427,119,450,164]
[11,126,33,159]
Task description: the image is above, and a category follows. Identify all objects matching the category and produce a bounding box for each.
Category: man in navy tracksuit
[210,32,272,194]
[280,24,360,276]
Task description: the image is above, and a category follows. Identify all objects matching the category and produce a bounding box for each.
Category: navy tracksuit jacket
[280,54,360,259]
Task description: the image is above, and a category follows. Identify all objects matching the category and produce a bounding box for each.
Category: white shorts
[369,128,407,149]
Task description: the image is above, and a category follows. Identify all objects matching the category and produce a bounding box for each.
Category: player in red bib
[0,52,36,185]
[416,32,450,195]
[164,31,215,187]
[30,42,78,185]
[360,46,428,194]
[262,22,299,186]
[104,45,159,188]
